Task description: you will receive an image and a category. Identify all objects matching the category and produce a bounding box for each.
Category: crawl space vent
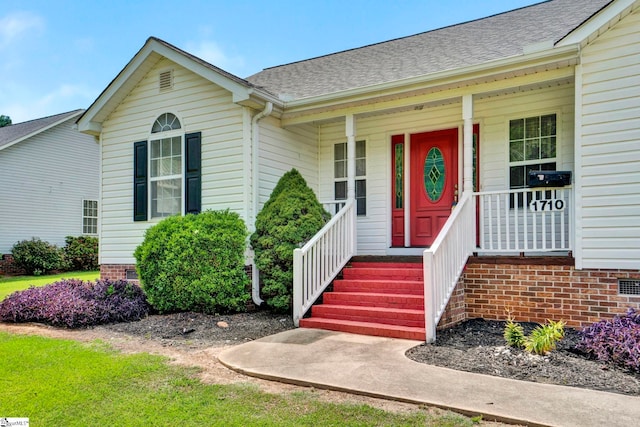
[125,269,139,280]
[159,70,173,91]
[618,279,640,296]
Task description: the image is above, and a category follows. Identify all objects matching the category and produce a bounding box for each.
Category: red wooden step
[348,262,422,270]
[299,317,425,341]
[333,279,423,295]
[310,304,425,327]
[342,266,422,281]
[323,292,424,310]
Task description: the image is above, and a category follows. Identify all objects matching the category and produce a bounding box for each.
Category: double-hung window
[509,114,557,206]
[334,140,366,215]
[82,200,98,235]
[133,113,201,221]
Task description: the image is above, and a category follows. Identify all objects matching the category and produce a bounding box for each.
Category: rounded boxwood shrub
[11,238,66,275]
[134,210,250,314]
[0,278,149,328]
[63,235,99,271]
[250,169,330,312]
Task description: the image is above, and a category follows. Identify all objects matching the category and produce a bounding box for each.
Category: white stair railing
[293,199,356,326]
[424,193,476,343]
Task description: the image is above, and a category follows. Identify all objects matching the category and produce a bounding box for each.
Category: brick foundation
[100,264,138,282]
[454,257,640,328]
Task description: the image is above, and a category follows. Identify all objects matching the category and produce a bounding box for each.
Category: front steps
[299,261,426,340]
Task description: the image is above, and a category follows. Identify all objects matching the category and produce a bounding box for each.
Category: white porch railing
[423,193,476,343]
[476,187,572,252]
[293,199,356,326]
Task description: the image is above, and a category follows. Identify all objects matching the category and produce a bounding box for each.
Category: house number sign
[529,199,565,212]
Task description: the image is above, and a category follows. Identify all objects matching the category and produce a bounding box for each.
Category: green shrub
[134,210,250,314]
[250,169,330,312]
[525,319,565,355]
[63,236,99,271]
[11,238,66,275]
[503,317,526,349]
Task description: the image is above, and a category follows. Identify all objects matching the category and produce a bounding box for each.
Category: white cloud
[0,11,44,49]
[0,83,95,123]
[185,40,246,77]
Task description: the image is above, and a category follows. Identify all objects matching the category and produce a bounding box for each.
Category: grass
[0,332,480,426]
[0,270,100,300]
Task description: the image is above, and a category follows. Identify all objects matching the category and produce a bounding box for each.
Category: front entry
[410,128,458,246]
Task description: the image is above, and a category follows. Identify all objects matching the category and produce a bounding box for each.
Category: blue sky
[1,0,540,123]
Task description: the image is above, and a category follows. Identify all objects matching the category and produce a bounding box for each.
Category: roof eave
[1,110,84,151]
[281,44,581,117]
[77,38,281,135]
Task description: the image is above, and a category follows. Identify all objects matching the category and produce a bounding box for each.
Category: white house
[0,110,100,266]
[78,0,639,341]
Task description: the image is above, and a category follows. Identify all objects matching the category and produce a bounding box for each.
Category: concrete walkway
[219,328,640,427]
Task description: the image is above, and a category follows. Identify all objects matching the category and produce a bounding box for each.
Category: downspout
[251,102,273,306]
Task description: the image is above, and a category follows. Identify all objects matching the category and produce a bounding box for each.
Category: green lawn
[0,271,100,300]
[0,333,478,426]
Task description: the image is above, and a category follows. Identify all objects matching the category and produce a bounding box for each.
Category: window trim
[149,133,184,219]
[334,140,367,216]
[82,199,99,235]
[507,112,559,191]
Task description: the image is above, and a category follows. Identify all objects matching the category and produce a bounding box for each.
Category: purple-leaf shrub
[0,279,149,328]
[577,308,640,372]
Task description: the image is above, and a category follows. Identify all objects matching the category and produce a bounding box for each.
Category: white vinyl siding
[99,58,246,264]
[578,8,640,269]
[257,116,318,208]
[0,116,99,254]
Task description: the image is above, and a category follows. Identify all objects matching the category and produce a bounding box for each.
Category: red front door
[410,128,458,246]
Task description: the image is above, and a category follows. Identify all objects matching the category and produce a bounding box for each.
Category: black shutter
[185,132,201,214]
[133,141,148,221]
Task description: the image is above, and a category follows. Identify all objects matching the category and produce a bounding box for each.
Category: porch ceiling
[281,53,578,127]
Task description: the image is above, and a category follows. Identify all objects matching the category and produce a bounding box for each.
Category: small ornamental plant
[503,317,565,355]
[577,308,640,372]
[0,279,149,328]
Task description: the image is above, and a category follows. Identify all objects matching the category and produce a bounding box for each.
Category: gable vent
[619,279,640,296]
[159,70,173,91]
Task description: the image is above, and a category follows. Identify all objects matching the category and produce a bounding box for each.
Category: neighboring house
[77,0,639,340]
[0,110,100,260]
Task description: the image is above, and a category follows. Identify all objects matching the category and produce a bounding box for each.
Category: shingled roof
[0,109,84,151]
[246,0,612,101]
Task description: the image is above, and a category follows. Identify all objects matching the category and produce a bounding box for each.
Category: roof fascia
[282,44,580,117]
[0,110,83,152]
[556,0,638,47]
[77,39,279,135]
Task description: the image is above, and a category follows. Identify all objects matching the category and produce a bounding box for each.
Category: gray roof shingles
[246,0,612,100]
[0,109,84,150]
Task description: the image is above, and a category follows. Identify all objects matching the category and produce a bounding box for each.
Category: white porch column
[346,114,356,201]
[462,94,474,194]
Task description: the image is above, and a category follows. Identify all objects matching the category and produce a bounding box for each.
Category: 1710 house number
[529,199,565,212]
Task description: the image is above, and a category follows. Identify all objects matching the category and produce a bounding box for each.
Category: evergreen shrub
[134,210,250,314]
[63,236,99,271]
[11,238,66,275]
[250,169,330,312]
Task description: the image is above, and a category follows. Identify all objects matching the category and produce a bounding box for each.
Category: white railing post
[424,251,436,343]
[293,248,303,326]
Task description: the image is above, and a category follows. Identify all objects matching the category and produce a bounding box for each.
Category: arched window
[149,113,183,217]
[151,112,181,133]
